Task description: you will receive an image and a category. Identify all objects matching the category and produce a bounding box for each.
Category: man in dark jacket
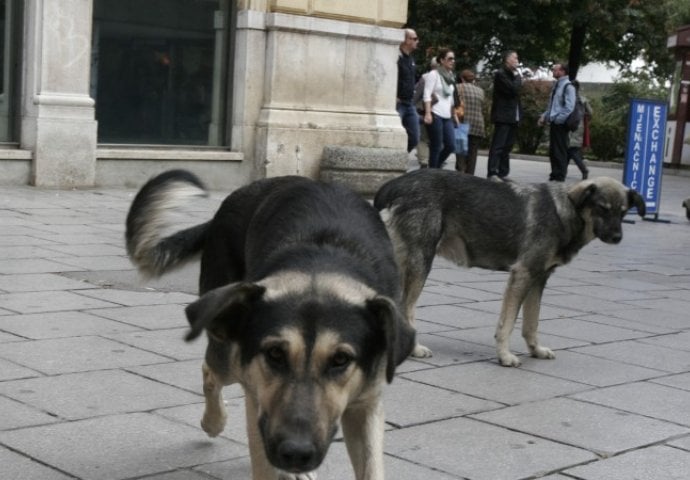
[487,50,522,180]
[397,29,420,154]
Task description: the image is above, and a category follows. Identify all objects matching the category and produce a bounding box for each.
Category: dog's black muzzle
[261,414,333,474]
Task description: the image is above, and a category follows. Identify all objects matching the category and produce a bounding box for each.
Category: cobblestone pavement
[1,157,690,479]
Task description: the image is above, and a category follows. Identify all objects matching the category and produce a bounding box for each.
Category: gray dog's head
[568,177,645,244]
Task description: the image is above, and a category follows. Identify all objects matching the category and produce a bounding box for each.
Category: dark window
[0,0,21,143]
[92,0,230,146]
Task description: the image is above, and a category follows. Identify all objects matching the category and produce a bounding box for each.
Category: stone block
[320,145,406,196]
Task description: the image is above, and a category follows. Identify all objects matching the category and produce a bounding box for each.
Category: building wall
[1,0,408,189]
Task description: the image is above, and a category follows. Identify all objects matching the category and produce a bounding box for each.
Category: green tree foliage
[409,0,690,81]
[589,78,669,161]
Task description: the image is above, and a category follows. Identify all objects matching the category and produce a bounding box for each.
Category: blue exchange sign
[623,98,667,216]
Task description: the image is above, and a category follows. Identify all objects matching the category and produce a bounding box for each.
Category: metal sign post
[622,98,669,223]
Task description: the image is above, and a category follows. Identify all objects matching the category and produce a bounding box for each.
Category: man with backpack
[567,80,593,180]
[538,62,576,181]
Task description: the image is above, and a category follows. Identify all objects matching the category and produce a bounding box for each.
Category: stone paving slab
[0,311,141,339]
[90,303,191,329]
[563,445,690,480]
[0,413,246,480]
[518,350,664,387]
[384,417,596,480]
[470,397,689,456]
[1,446,73,480]
[0,395,60,430]
[0,290,118,314]
[650,372,690,391]
[383,377,503,427]
[570,381,690,427]
[0,272,93,292]
[1,158,689,479]
[104,328,206,360]
[0,369,202,420]
[0,336,170,374]
[572,340,690,373]
[401,362,590,404]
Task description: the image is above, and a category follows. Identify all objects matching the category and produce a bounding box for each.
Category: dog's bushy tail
[126,169,210,278]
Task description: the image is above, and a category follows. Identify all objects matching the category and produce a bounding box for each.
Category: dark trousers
[455,134,481,175]
[397,101,420,153]
[426,114,455,169]
[487,122,516,178]
[548,123,570,181]
[567,146,588,176]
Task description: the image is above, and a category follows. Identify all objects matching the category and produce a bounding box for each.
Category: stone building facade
[0,0,407,189]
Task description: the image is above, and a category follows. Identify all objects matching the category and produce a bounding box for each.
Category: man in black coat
[397,29,420,154]
[487,50,522,181]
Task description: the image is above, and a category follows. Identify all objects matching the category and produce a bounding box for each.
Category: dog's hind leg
[403,270,433,358]
[495,265,532,367]
[342,396,385,480]
[522,276,555,360]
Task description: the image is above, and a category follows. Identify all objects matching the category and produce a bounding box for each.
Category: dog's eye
[329,351,353,373]
[264,346,287,369]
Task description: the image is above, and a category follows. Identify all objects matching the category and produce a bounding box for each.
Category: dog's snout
[611,232,622,243]
[277,438,318,471]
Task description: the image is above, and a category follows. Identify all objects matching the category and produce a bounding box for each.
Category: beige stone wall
[269,0,407,26]
[246,13,407,179]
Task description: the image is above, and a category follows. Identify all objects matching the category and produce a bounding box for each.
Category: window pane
[92,0,228,146]
[0,0,20,143]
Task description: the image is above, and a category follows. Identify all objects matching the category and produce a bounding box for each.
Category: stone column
[20,0,97,187]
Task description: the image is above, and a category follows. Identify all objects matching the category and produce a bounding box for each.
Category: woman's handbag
[454,84,465,120]
[454,123,470,155]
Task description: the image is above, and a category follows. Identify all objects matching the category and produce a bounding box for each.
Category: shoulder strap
[561,81,578,106]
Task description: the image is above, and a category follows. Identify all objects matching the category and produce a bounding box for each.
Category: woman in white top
[423,48,459,168]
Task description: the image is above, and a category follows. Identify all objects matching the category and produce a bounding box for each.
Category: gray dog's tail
[126,170,210,278]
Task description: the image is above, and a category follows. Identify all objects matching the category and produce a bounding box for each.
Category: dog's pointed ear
[627,189,646,218]
[568,182,597,209]
[185,282,266,342]
[366,296,415,383]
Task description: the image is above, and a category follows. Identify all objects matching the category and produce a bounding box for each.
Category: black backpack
[562,82,584,131]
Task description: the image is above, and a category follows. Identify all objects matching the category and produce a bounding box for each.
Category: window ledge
[97,147,243,162]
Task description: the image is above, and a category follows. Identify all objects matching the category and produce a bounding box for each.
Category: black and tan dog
[126,170,414,480]
[374,169,645,367]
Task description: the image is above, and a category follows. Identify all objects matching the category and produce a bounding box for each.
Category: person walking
[567,80,593,180]
[538,63,575,182]
[455,69,485,175]
[487,50,522,181]
[397,28,420,155]
[422,48,459,169]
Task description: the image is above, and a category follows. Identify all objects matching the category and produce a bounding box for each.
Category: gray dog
[374,169,645,367]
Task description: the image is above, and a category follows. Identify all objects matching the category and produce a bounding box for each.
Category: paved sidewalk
[1,158,690,480]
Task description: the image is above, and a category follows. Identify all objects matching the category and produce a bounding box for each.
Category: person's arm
[423,71,437,124]
[555,83,576,124]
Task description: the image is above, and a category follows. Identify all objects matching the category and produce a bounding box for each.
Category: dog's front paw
[530,345,555,360]
[278,472,317,480]
[411,343,433,358]
[498,351,521,367]
[200,411,227,437]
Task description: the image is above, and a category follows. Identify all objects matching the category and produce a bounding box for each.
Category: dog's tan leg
[495,266,531,367]
[522,280,555,360]
[245,395,279,480]
[341,395,385,480]
[200,361,227,437]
